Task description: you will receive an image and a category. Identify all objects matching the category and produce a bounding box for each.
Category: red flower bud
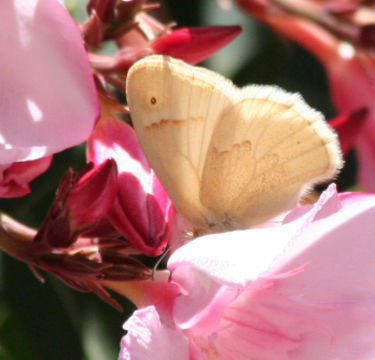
[88,113,174,256]
[35,160,118,249]
[67,159,118,228]
[152,25,242,64]
[81,10,104,48]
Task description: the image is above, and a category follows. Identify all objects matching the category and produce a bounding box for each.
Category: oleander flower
[117,184,375,359]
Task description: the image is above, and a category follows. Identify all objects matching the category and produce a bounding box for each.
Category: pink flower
[118,184,375,359]
[87,105,174,256]
[1,0,99,165]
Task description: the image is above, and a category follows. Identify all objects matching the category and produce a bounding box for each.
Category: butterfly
[126,55,343,234]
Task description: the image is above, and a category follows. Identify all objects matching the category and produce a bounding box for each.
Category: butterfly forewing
[126,55,234,228]
[126,55,343,232]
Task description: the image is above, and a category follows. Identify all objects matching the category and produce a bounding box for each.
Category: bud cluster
[0,0,242,307]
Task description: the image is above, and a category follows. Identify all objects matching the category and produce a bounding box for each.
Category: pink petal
[67,159,118,227]
[168,219,305,286]
[324,54,375,191]
[329,108,368,155]
[282,183,342,224]
[169,184,375,359]
[152,26,242,64]
[172,265,238,334]
[267,193,375,358]
[0,155,52,197]
[0,0,99,164]
[119,306,189,360]
[88,117,173,255]
[273,195,375,303]
[214,284,334,360]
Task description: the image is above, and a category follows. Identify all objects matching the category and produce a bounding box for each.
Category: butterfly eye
[150,97,157,105]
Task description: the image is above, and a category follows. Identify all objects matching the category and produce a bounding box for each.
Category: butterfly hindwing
[200,87,341,228]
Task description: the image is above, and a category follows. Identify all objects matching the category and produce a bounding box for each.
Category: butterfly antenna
[152,248,171,280]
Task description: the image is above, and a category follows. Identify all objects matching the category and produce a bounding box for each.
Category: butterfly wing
[200,86,342,227]
[127,55,342,232]
[126,55,235,228]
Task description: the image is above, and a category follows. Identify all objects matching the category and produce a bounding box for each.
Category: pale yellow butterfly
[126,55,343,234]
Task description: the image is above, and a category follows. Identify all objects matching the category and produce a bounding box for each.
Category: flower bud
[67,159,118,229]
[81,10,104,48]
[36,160,118,248]
[88,107,174,256]
[152,25,242,64]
